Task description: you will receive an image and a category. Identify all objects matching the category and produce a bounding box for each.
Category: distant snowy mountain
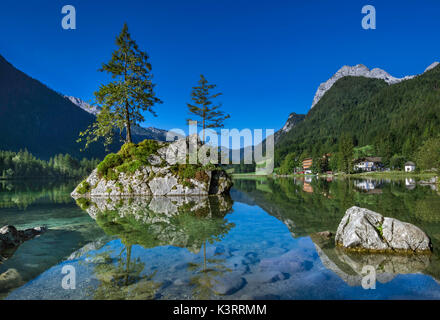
[310,62,439,109]
[65,95,177,142]
[273,61,440,145]
[425,62,440,72]
[64,96,102,115]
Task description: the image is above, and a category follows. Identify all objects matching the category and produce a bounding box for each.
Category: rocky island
[71,136,233,198]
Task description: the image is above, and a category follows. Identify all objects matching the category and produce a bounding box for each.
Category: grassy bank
[347,171,437,180]
[233,170,438,181]
[231,172,273,180]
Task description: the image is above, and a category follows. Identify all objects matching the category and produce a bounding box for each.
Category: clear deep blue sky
[0,0,439,135]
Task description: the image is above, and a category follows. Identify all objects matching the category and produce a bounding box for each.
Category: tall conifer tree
[187,75,230,143]
[78,23,162,149]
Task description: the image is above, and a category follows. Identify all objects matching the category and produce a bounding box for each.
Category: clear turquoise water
[2,177,440,300]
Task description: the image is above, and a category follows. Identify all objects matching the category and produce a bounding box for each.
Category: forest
[274,64,440,170]
[0,149,100,180]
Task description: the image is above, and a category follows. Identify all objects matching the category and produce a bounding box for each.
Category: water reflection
[405,178,416,190]
[77,195,235,299]
[4,177,440,299]
[0,179,77,209]
[0,181,106,298]
[353,179,382,193]
[311,233,431,286]
[92,245,161,300]
[233,177,440,284]
[82,196,234,251]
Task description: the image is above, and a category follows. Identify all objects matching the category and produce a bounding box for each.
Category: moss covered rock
[71,137,233,197]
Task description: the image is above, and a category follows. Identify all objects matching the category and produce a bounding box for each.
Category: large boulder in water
[71,136,233,197]
[335,206,432,253]
[311,233,431,287]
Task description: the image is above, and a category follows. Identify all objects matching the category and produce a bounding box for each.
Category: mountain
[131,125,172,142]
[274,112,306,143]
[310,64,417,109]
[0,54,169,160]
[64,96,102,115]
[275,62,440,166]
[66,95,173,142]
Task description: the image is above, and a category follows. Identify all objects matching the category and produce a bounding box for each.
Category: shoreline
[232,171,438,181]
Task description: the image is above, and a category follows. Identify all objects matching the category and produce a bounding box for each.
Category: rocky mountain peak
[311,62,439,109]
[274,112,306,143]
[64,95,102,115]
[425,62,440,72]
[310,64,413,109]
[64,95,177,142]
[280,112,306,133]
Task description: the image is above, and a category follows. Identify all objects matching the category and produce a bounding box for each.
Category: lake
[1,176,440,300]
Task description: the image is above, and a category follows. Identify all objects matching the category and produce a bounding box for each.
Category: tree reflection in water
[75,195,234,299]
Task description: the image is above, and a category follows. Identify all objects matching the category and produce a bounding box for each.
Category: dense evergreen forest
[0,149,99,180]
[275,64,440,168]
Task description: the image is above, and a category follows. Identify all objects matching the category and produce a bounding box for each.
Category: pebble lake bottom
[2,177,440,300]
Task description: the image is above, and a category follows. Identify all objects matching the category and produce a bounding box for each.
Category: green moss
[180,164,198,179]
[106,188,112,194]
[77,180,91,195]
[169,163,215,188]
[106,169,119,181]
[134,140,162,162]
[97,154,123,178]
[377,224,384,238]
[181,179,195,189]
[96,140,162,180]
[76,198,91,210]
[116,160,142,174]
[115,182,124,192]
[118,142,137,159]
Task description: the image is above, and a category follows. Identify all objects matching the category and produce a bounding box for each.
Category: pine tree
[187,75,230,143]
[337,133,354,173]
[78,23,162,149]
[279,153,298,174]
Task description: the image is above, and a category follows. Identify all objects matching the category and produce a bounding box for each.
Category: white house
[404,161,416,172]
[354,157,383,172]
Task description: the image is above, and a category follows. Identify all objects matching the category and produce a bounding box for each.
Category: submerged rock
[212,273,246,295]
[335,206,432,253]
[0,225,47,252]
[0,269,22,291]
[71,136,233,197]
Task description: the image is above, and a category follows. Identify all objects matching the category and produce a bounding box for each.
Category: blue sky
[0,0,439,135]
